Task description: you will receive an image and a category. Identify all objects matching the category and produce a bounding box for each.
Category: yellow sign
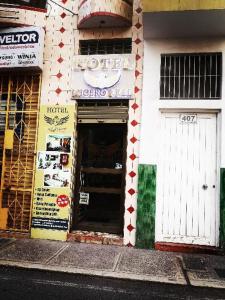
[31,105,75,241]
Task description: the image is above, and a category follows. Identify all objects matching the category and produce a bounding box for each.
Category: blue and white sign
[0,26,44,70]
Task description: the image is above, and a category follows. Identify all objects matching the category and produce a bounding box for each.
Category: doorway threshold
[155,242,222,255]
[67,230,123,246]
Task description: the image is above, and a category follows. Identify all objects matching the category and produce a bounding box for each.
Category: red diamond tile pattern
[61,12,66,18]
[62,0,67,3]
[128,188,135,196]
[131,120,138,127]
[136,54,141,61]
[129,153,136,161]
[58,42,64,48]
[60,27,65,33]
[57,57,64,64]
[129,171,136,178]
[135,22,142,29]
[131,103,139,110]
[127,224,135,232]
[130,136,137,144]
[135,70,141,78]
[127,242,133,247]
[56,72,63,79]
[55,87,62,95]
[135,86,140,94]
[136,7,142,14]
[134,38,141,45]
[127,206,135,214]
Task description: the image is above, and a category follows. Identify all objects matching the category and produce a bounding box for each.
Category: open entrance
[73,124,127,234]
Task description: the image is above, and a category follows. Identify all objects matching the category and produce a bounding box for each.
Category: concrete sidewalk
[0,238,225,289]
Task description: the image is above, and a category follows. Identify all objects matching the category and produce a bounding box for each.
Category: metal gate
[0,73,41,232]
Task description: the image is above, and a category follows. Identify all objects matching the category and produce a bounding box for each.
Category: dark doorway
[73,124,127,234]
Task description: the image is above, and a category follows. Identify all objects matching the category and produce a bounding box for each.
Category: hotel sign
[0,26,44,70]
[72,54,135,99]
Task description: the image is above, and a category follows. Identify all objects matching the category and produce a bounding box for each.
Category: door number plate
[79,192,89,205]
[180,114,197,124]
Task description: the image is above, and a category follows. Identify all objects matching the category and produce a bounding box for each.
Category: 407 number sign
[179,114,197,124]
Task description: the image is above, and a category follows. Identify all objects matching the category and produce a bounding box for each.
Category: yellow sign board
[31,105,75,241]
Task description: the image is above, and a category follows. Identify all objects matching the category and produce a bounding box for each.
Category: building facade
[0,0,224,253]
[138,0,225,251]
[0,0,144,247]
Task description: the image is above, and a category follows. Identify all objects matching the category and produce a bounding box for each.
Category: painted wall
[140,38,225,166]
[136,164,156,249]
[140,37,225,248]
[143,0,225,12]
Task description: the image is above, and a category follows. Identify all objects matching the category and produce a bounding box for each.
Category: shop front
[71,54,134,236]
[31,53,136,242]
[0,26,44,234]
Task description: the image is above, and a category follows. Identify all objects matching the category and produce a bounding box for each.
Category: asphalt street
[0,266,225,300]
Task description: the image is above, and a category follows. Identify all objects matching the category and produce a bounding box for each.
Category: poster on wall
[31,105,75,241]
[46,135,71,153]
[72,54,135,99]
[0,26,44,70]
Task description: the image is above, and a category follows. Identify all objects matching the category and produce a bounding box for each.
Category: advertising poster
[31,105,75,241]
[0,26,45,70]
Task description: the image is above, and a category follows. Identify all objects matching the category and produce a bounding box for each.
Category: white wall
[140,38,225,166]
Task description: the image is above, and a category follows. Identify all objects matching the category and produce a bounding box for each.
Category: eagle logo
[44,115,69,127]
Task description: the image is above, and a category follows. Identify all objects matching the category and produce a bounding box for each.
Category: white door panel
[156,113,218,246]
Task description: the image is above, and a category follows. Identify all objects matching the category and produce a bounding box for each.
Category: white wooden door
[156,113,219,246]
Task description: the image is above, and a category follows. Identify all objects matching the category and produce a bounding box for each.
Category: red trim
[78,12,131,28]
[0,230,29,239]
[0,4,47,13]
[78,0,131,10]
[78,0,88,10]
[67,231,123,246]
[155,242,222,255]
[19,5,47,13]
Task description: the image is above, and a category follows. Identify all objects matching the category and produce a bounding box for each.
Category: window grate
[79,39,132,55]
[160,53,222,99]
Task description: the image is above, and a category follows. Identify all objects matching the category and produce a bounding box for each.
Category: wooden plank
[81,167,123,175]
[192,116,200,238]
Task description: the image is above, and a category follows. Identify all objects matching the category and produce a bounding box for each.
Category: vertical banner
[31,105,75,241]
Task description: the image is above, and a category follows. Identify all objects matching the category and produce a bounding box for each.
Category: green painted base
[136,164,156,249]
[220,169,225,250]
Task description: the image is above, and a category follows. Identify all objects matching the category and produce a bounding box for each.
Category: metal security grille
[160,53,222,99]
[77,100,129,123]
[0,73,41,232]
[79,39,132,55]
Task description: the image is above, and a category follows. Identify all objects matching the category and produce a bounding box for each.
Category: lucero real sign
[0,26,44,70]
[72,54,135,99]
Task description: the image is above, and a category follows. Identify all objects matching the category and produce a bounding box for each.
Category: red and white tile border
[123,0,143,246]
